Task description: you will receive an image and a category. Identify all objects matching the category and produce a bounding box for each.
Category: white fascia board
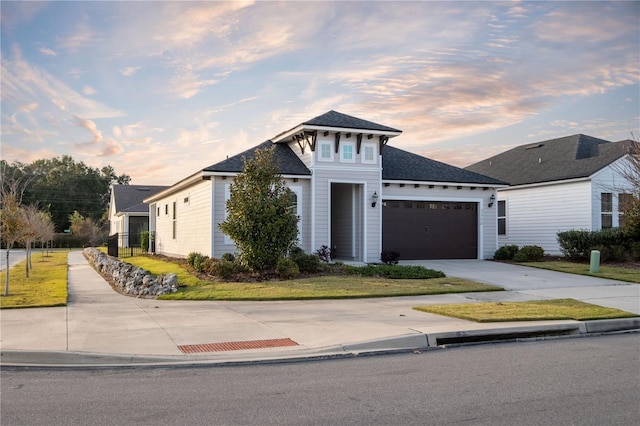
[498,177,590,192]
[143,171,213,202]
[272,124,402,143]
[382,179,508,189]
[207,172,311,180]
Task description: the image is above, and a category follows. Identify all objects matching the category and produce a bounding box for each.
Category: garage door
[382,201,478,259]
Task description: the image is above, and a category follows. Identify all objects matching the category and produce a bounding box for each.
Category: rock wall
[83,248,179,297]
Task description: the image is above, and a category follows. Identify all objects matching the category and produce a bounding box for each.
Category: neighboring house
[144,111,506,262]
[466,134,637,255]
[108,185,168,247]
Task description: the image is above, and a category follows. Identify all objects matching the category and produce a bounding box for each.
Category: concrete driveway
[403,259,640,315]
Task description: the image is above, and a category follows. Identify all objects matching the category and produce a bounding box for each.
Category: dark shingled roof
[465,134,633,186]
[204,141,311,175]
[382,145,506,185]
[303,110,402,133]
[112,185,168,213]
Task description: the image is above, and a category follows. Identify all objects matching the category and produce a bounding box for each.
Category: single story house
[108,184,168,247]
[144,111,506,262]
[466,134,637,255]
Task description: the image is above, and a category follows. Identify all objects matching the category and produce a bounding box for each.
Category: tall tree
[3,156,130,232]
[617,134,640,239]
[219,147,299,271]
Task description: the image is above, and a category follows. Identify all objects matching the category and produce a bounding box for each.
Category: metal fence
[107,232,155,258]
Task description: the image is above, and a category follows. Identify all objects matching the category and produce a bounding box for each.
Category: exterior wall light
[488,193,496,208]
[371,191,379,207]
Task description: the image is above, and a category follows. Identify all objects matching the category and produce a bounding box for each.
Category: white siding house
[467,135,637,255]
[145,111,506,262]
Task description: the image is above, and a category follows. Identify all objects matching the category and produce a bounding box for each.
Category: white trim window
[601,192,613,229]
[318,142,333,162]
[497,200,506,236]
[341,142,355,163]
[289,186,302,237]
[361,143,377,164]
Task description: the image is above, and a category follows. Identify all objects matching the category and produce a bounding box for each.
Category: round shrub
[494,245,519,261]
[512,245,544,262]
[221,252,235,262]
[290,249,321,273]
[186,252,208,272]
[276,258,300,279]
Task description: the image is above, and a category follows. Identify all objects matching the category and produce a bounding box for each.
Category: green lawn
[122,255,503,300]
[413,298,637,322]
[518,261,640,284]
[0,252,68,309]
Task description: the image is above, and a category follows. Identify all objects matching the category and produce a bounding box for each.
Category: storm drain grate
[178,338,299,354]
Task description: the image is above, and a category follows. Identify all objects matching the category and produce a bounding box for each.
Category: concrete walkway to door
[402,259,640,315]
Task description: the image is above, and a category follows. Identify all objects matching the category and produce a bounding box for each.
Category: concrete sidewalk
[1,252,638,366]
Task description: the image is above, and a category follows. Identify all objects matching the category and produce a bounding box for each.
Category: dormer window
[341,142,355,163]
[319,142,333,161]
[362,143,377,164]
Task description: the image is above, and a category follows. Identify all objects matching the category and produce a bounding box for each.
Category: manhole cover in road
[178,338,299,353]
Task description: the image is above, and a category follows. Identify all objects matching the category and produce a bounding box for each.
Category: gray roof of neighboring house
[303,110,402,133]
[382,145,506,185]
[112,185,169,214]
[465,134,634,186]
[204,141,312,175]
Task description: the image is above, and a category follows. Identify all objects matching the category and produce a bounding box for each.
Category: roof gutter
[498,176,591,191]
[143,170,216,202]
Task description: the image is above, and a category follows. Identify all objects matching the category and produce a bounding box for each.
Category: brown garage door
[382,201,478,259]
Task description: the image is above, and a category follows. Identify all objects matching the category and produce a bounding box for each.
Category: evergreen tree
[219,147,299,271]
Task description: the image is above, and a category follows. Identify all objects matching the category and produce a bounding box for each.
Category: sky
[1,1,639,186]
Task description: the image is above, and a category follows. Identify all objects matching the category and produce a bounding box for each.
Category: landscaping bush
[186,252,208,272]
[380,251,400,265]
[315,245,333,262]
[493,245,519,261]
[512,245,544,262]
[557,228,629,260]
[221,252,235,262]
[215,259,241,280]
[289,247,321,273]
[140,231,150,252]
[276,257,300,279]
[631,241,640,260]
[345,264,445,279]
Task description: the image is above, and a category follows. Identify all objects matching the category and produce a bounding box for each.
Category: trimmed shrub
[380,251,400,265]
[494,245,519,261]
[186,252,208,272]
[557,228,628,260]
[315,245,333,262]
[344,264,445,279]
[512,245,544,262]
[631,241,640,260]
[140,231,150,252]
[276,258,300,279]
[221,253,235,262]
[290,248,321,273]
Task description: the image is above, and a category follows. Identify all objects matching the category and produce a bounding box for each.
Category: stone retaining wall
[83,248,179,297]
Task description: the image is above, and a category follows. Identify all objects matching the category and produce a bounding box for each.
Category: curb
[2,318,638,368]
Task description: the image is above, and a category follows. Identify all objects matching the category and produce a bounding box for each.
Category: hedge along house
[108,184,169,247]
[466,134,637,255]
[144,111,506,262]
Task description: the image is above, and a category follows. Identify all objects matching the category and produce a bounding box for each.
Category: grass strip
[517,261,640,284]
[413,298,637,322]
[0,252,68,309]
[122,255,502,300]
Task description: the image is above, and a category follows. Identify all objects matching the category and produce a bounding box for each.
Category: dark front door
[382,201,478,259]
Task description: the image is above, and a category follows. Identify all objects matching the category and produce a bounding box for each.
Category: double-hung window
[601,193,613,229]
[497,200,506,235]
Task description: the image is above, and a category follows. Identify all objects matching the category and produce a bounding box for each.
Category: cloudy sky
[1,1,638,185]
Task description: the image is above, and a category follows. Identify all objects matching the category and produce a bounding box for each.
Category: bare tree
[35,210,56,259]
[617,133,640,239]
[20,204,42,277]
[0,194,25,296]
